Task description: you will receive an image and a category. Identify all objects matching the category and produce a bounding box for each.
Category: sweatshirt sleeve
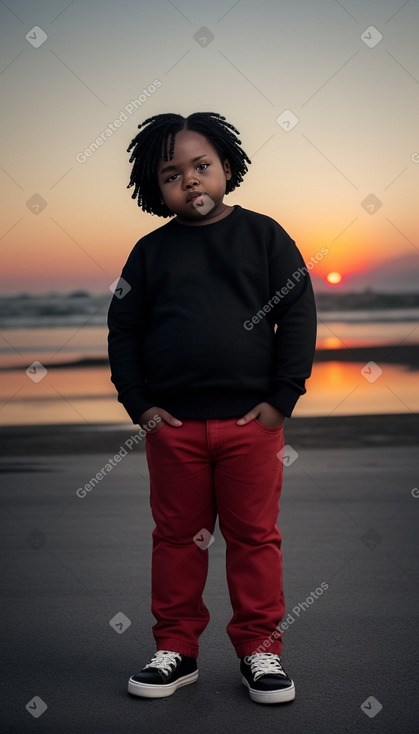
[266,239,317,417]
[107,244,155,424]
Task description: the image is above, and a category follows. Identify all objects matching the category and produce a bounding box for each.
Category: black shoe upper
[130,651,197,686]
[240,653,293,692]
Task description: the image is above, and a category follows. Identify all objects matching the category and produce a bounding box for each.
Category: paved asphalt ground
[1,436,418,733]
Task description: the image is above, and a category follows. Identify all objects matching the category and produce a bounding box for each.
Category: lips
[187,192,205,202]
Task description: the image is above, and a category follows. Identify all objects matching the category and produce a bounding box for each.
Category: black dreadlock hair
[126,112,251,218]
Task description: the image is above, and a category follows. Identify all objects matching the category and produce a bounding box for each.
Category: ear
[223,158,232,180]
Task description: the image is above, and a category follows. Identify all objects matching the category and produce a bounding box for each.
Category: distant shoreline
[1,343,419,371]
[314,343,419,367]
[1,413,418,454]
[1,290,419,332]
[2,290,419,305]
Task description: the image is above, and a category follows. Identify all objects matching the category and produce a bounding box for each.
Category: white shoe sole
[128,670,198,698]
[242,676,296,704]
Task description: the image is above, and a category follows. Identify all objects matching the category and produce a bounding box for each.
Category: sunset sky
[1,0,418,294]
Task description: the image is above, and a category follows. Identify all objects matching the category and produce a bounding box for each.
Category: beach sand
[0,435,417,733]
[0,412,418,455]
[1,392,418,732]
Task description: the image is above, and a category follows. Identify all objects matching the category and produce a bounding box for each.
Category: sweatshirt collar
[169,205,241,229]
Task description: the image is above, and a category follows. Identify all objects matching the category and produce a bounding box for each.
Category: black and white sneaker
[128,650,198,698]
[241,653,295,704]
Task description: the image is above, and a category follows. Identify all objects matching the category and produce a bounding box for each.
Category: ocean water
[0,294,418,425]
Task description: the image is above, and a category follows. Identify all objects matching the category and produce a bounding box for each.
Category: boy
[107,112,317,704]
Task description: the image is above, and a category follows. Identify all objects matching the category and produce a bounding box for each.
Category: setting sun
[326,272,343,285]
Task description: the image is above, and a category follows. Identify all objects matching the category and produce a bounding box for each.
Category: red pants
[145,417,285,658]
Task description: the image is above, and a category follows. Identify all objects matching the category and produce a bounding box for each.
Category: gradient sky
[1,0,418,293]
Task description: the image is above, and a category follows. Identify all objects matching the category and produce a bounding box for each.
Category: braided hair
[127,112,251,217]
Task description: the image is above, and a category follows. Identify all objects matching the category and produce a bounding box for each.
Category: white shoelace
[245,653,287,681]
[144,650,182,678]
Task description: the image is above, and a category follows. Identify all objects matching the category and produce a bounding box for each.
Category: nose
[183,171,199,189]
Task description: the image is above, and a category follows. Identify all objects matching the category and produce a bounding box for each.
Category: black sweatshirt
[107,205,317,424]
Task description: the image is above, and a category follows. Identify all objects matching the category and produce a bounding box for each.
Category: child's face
[157,130,232,224]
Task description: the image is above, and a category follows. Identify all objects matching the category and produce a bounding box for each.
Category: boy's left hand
[236,402,286,428]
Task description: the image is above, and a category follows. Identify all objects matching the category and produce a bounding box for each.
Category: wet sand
[0,412,418,455]
[1,443,417,733]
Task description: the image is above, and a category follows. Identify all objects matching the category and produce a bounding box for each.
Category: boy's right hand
[139,407,182,430]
